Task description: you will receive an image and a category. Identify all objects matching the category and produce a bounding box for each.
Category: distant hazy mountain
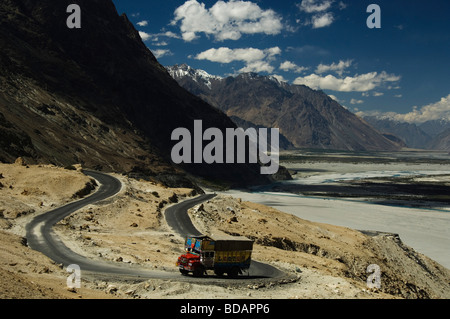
[430,128,450,151]
[362,116,450,150]
[363,116,432,149]
[167,64,401,152]
[418,120,450,138]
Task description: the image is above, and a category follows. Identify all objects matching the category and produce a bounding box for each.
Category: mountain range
[167,64,402,152]
[363,116,450,150]
[0,0,273,188]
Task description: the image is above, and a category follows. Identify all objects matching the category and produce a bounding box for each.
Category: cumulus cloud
[350,98,364,105]
[195,47,262,63]
[298,0,334,13]
[139,30,181,44]
[357,94,450,124]
[293,71,401,92]
[316,59,352,76]
[194,46,281,73]
[280,61,308,73]
[271,74,288,83]
[298,1,340,29]
[137,20,148,27]
[328,94,339,102]
[311,12,334,28]
[139,31,152,42]
[171,0,283,42]
[151,49,173,59]
[239,60,275,73]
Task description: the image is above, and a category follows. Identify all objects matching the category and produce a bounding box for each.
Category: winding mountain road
[25,170,284,282]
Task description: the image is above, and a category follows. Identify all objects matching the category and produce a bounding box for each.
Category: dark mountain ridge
[0,0,271,187]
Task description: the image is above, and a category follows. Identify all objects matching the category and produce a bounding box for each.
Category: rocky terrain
[1,162,449,299]
[167,64,401,152]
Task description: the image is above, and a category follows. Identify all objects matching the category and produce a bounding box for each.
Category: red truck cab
[176,252,204,277]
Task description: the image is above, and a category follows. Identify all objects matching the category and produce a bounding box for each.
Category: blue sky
[112,0,450,123]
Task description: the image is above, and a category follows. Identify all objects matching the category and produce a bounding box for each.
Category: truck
[176,235,254,277]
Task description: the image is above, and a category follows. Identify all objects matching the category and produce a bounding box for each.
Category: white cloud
[139,31,152,42]
[362,91,384,97]
[311,12,334,28]
[328,94,340,102]
[171,0,283,42]
[293,71,401,92]
[280,61,308,73]
[194,46,281,74]
[298,0,334,13]
[195,46,280,63]
[154,41,169,47]
[138,30,181,44]
[357,94,450,124]
[265,46,282,59]
[195,47,263,63]
[298,1,344,29]
[316,59,352,76]
[271,74,287,83]
[161,31,181,39]
[151,49,173,59]
[239,60,275,73]
[137,20,148,27]
[350,98,364,105]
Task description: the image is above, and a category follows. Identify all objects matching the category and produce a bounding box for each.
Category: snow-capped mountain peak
[166,64,222,90]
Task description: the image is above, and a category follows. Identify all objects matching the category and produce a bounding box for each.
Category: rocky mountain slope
[363,117,450,150]
[167,64,401,152]
[0,0,269,188]
[363,116,432,149]
[419,119,450,138]
[431,128,450,151]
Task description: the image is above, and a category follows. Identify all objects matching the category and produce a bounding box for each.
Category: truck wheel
[193,266,205,277]
[214,269,224,277]
[227,267,239,278]
[180,269,189,276]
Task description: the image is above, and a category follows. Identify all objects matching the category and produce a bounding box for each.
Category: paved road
[26,170,284,281]
[165,194,217,238]
[25,170,163,278]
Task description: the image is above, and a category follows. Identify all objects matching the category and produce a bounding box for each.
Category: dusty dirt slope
[0,162,449,299]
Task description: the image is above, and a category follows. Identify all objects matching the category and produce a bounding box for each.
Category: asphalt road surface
[25,170,284,281]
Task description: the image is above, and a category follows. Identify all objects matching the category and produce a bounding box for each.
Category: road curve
[26,170,284,281]
[25,170,158,277]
